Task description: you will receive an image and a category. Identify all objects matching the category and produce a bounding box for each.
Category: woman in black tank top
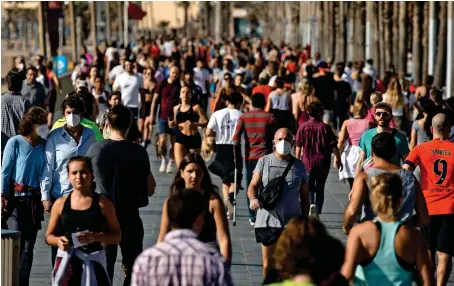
[46,156,121,284]
[157,153,232,264]
[169,85,208,167]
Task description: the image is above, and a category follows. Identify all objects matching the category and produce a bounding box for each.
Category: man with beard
[355,102,410,176]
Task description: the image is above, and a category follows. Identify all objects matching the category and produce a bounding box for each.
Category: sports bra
[176,105,199,123]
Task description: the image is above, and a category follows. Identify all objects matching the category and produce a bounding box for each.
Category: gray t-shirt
[21,80,46,108]
[254,154,308,228]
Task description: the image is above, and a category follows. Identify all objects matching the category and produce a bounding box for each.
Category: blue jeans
[246,159,259,222]
[308,165,330,214]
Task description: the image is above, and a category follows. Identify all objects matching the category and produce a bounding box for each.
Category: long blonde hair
[299,81,317,111]
[370,173,403,220]
[385,78,404,108]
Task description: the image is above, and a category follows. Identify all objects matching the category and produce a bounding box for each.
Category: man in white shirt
[113,59,144,119]
[108,55,126,86]
[206,92,243,219]
[193,58,212,95]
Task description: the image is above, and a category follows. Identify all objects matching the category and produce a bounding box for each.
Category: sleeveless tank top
[354,219,413,286]
[270,91,291,111]
[46,71,55,90]
[347,118,370,146]
[362,168,416,222]
[198,192,217,243]
[60,193,106,253]
[176,105,199,123]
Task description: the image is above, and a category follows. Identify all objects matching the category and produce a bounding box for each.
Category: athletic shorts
[208,144,242,185]
[420,214,454,256]
[323,109,334,122]
[255,227,283,246]
[174,129,202,150]
[140,101,152,119]
[158,119,170,135]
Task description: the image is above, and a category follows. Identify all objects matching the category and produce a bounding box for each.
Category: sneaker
[159,159,166,173]
[249,219,255,226]
[224,199,234,220]
[166,161,173,173]
[309,204,319,218]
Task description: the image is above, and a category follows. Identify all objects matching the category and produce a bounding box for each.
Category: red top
[405,139,454,215]
[155,81,181,120]
[252,85,273,102]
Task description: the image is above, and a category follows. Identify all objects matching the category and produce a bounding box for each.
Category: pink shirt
[347,118,370,146]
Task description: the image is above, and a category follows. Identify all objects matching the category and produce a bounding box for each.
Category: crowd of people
[1,35,453,286]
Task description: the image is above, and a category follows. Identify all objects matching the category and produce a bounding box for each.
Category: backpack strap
[281,157,295,179]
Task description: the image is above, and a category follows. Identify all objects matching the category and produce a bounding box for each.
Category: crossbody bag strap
[281,157,295,180]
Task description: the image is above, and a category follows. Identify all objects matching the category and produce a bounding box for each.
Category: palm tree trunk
[347,2,354,62]
[398,2,407,77]
[316,1,322,56]
[355,2,365,61]
[434,2,447,88]
[384,1,392,71]
[338,2,346,63]
[378,2,385,75]
[366,2,378,64]
[392,2,399,70]
[413,3,422,86]
[422,2,429,84]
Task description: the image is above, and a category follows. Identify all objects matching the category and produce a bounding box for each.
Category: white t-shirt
[108,65,125,81]
[92,90,108,124]
[207,108,242,145]
[193,67,212,94]
[113,72,143,108]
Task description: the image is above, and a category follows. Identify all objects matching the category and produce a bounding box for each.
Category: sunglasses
[375,111,391,118]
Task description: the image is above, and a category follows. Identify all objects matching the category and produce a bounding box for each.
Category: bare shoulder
[98,195,114,209]
[209,192,224,210]
[53,196,68,214]
[352,220,377,237]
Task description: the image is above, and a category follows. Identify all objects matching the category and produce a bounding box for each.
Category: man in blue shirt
[355,102,410,176]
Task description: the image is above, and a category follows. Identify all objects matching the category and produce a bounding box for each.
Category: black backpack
[258,157,295,211]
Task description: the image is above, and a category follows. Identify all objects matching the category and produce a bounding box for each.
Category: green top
[51,118,103,141]
[268,281,314,286]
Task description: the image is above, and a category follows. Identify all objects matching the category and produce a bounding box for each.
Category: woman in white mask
[247,127,310,278]
[1,107,48,285]
[41,95,97,267]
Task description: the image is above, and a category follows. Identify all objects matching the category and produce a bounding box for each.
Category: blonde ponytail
[370,173,403,220]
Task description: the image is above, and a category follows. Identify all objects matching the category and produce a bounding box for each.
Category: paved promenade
[28,146,454,285]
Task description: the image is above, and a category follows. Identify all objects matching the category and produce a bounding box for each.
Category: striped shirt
[131,229,233,286]
[233,109,275,160]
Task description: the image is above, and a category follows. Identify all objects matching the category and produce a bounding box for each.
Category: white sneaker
[159,159,166,173]
[166,161,173,173]
[309,204,319,218]
[249,219,255,226]
[224,199,234,220]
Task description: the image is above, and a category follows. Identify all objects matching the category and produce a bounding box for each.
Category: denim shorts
[158,119,170,135]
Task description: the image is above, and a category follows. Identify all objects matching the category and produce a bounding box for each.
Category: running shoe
[166,161,173,173]
[224,199,234,220]
[159,159,166,173]
[309,204,319,218]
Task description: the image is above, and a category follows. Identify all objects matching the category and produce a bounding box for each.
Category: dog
[201,136,215,161]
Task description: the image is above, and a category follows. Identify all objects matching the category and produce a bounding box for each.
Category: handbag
[258,157,295,211]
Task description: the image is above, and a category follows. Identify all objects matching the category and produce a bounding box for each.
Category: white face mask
[275,140,292,156]
[66,113,81,127]
[16,63,24,71]
[35,124,49,139]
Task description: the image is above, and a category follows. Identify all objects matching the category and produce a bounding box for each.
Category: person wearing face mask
[14,56,26,81]
[248,128,309,278]
[295,102,343,217]
[40,95,97,265]
[1,107,48,286]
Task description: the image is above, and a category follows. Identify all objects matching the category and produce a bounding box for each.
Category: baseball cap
[76,80,88,89]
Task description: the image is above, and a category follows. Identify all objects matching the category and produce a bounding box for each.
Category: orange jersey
[405,139,454,215]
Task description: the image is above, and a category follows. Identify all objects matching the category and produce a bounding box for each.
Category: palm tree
[177,2,190,37]
[355,2,365,61]
[434,2,447,88]
[378,1,385,75]
[398,2,407,77]
[422,2,429,84]
[412,2,422,86]
[392,2,399,65]
[383,1,392,69]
